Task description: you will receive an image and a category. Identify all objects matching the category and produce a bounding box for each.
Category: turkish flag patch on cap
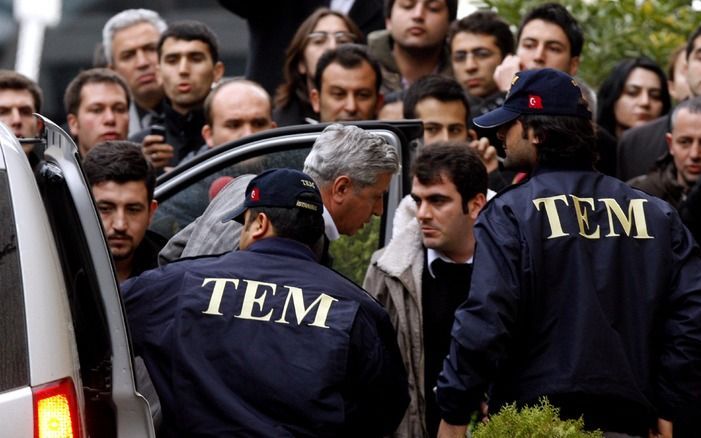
[250,187,260,201]
[528,95,543,109]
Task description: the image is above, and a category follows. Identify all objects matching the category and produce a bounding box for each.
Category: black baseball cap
[473,68,592,129]
[222,168,323,223]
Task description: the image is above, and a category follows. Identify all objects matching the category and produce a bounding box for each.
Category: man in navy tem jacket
[436,69,701,438]
[122,168,409,437]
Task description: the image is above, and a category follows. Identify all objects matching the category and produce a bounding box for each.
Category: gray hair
[102,9,167,64]
[303,124,399,188]
[670,96,701,131]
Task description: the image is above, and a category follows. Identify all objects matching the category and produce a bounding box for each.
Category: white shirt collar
[426,248,472,278]
[323,206,340,241]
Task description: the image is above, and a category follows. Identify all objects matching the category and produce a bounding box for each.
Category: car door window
[34,116,154,437]
[154,124,416,284]
[152,145,310,239]
[0,169,29,392]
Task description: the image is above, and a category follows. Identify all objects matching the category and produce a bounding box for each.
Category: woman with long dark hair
[273,8,364,126]
[597,56,671,140]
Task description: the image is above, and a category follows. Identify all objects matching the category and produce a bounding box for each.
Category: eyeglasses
[306,31,357,45]
[452,49,496,63]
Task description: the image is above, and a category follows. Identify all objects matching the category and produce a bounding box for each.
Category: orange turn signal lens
[33,378,81,438]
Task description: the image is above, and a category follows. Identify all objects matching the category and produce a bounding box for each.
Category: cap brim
[221,204,247,224]
[473,107,521,129]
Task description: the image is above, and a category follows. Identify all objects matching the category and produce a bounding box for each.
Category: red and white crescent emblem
[528,95,543,109]
[251,187,260,201]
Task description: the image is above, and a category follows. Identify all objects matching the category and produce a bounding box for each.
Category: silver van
[0,116,154,437]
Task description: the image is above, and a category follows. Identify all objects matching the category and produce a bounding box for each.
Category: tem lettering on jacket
[200,278,337,328]
[533,195,653,239]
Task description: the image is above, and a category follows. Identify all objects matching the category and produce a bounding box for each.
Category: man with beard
[84,140,165,283]
[436,68,701,438]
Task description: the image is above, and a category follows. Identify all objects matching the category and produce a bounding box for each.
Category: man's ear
[374,93,385,117]
[213,61,225,83]
[331,175,352,203]
[202,124,214,148]
[467,193,487,220]
[666,132,674,155]
[568,56,580,76]
[67,113,79,137]
[310,88,321,113]
[148,199,158,224]
[251,211,271,239]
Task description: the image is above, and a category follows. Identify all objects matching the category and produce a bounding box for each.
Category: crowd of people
[4,1,701,437]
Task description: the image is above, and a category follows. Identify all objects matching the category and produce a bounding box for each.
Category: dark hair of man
[519,114,596,168]
[447,10,514,58]
[403,75,469,126]
[204,78,271,126]
[687,25,701,60]
[517,2,583,58]
[246,203,324,247]
[64,68,131,116]
[0,70,43,112]
[411,142,487,213]
[313,44,382,93]
[274,8,364,110]
[83,141,156,202]
[158,20,220,64]
[596,56,671,138]
[384,0,458,22]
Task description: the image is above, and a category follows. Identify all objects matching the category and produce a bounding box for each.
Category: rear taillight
[32,377,82,438]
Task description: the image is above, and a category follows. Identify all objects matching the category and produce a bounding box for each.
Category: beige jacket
[363,196,427,438]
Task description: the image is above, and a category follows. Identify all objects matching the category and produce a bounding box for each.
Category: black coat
[616,115,670,181]
[437,167,701,435]
[123,237,409,437]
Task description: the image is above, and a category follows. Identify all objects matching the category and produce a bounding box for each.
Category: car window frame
[33,115,155,437]
[155,121,423,248]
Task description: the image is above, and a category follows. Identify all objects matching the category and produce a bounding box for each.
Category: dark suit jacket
[616,115,670,181]
[218,0,384,95]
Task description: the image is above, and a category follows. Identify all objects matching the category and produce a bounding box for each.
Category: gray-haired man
[103,8,166,135]
[159,123,400,264]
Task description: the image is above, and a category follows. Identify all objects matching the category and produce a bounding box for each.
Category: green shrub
[329,216,380,285]
[482,0,698,90]
[472,398,603,438]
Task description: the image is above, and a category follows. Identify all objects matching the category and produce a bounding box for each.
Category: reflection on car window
[152,148,310,239]
[0,170,29,391]
[153,144,383,285]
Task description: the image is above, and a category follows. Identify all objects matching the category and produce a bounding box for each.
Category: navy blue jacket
[122,237,409,437]
[436,168,701,431]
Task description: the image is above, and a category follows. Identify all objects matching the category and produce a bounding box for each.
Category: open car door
[0,115,154,437]
[153,121,422,284]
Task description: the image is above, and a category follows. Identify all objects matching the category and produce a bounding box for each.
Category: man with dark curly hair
[436,68,701,438]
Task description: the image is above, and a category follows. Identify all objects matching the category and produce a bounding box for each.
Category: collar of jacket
[375,195,424,278]
[367,29,452,77]
[246,237,319,262]
[162,99,206,129]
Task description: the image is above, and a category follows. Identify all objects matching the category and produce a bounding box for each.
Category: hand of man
[648,418,672,438]
[469,136,499,174]
[437,420,467,438]
[142,134,175,170]
[494,54,523,92]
